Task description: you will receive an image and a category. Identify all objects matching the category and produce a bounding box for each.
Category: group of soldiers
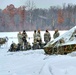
[9,30,31,51]
[33,29,60,49]
[33,29,60,43]
[9,29,60,51]
[17,30,27,49]
[33,29,51,48]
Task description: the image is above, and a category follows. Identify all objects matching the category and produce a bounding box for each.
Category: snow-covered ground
[1,30,76,75]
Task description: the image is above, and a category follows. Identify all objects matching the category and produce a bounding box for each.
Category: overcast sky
[0,0,76,9]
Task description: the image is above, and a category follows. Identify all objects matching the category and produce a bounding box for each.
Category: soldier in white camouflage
[32,29,42,49]
[44,30,51,44]
[36,29,42,43]
[33,30,37,43]
[17,32,23,46]
[53,29,60,39]
[22,30,28,49]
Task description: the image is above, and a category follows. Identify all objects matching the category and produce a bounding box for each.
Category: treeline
[0,4,76,31]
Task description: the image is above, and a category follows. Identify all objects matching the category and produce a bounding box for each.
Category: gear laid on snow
[0,37,8,47]
[8,42,31,52]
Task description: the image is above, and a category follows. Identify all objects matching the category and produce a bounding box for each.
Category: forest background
[0,2,76,32]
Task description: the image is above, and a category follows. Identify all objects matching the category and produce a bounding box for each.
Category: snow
[0,30,76,75]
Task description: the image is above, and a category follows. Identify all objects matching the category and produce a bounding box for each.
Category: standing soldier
[36,29,42,48]
[33,30,37,43]
[44,30,51,45]
[36,30,42,42]
[17,32,23,47]
[22,30,28,49]
[32,30,39,49]
[53,29,60,39]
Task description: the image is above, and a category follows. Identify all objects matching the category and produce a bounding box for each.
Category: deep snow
[0,30,76,75]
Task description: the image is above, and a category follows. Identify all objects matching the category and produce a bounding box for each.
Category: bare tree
[25,0,36,27]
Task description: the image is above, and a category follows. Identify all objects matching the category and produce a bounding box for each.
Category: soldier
[9,42,17,52]
[44,30,51,44]
[36,29,42,43]
[22,30,28,49]
[33,30,37,43]
[32,30,40,49]
[17,32,23,46]
[53,29,60,39]
[36,29,43,48]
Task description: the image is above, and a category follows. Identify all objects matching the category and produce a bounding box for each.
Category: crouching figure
[24,42,31,50]
[8,43,17,52]
[32,40,44,50]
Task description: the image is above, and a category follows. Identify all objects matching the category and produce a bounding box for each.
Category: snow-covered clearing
[0,31,76,75]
